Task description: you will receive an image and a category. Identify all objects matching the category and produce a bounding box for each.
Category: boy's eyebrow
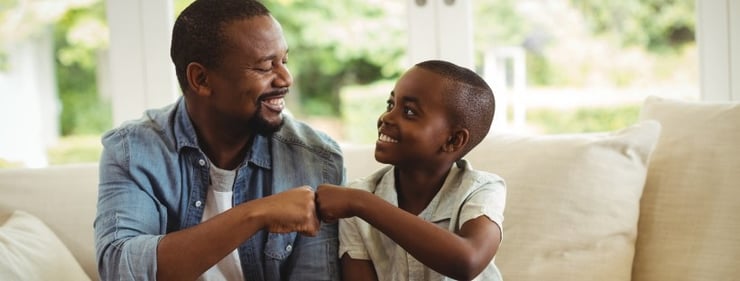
[401,95,419,104]
[389,90,420,104]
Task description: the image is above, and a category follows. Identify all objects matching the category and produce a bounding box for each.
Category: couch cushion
[633,96,740,281]
[0,163,99,279]
[468,120,660,281]
[0,210,91,281]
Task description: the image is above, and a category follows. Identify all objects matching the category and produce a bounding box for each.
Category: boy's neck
[394,163,453,215]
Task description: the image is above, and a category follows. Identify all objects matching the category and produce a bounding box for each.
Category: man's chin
[251,115,285,136]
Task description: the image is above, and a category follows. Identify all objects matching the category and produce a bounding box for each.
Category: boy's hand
[315,184,358,223]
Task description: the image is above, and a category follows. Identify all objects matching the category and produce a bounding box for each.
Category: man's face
[206,15,293,135]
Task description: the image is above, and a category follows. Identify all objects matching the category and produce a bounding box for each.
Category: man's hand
[259,186,320,236]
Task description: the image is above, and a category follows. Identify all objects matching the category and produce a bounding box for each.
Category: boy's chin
[373,151,395,165]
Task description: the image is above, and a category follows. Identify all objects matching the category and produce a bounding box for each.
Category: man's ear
[186,62,211,97]
[443,128,469,153]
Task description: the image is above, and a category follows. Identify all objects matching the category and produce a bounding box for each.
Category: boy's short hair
[415,60,495,157]
[170,0,271,94]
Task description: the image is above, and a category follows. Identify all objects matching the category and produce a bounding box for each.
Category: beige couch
[1,96,739,281]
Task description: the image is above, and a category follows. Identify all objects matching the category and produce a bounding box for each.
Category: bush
[525,104,641,134]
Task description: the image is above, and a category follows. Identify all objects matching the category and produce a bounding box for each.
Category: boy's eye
[403,107,415,116]
[385,100,394,111]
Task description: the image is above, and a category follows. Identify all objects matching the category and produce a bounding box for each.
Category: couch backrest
[0,163,99,279]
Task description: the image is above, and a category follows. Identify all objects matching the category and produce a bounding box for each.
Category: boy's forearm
[352,194,494,280]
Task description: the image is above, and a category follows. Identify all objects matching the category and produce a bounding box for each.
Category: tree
[263,0,406,116]
[570,0,695,52]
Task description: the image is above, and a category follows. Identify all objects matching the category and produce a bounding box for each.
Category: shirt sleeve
[458,179,507,238]
[338,216,370,260]
[94,130,163,281]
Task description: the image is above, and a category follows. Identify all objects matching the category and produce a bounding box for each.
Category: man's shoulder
[101,103,178,148]
[274,114,342,156]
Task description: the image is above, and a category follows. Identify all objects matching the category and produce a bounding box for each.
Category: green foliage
[262,0,406,117]
[340,81,392,144]
[526,104,641,134]
[54,1,111,135]
[474,0,530,51]
[46,135,102,165]
[0,158,23,168]
[570,0,695,52]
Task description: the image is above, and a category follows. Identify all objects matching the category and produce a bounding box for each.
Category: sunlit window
[473,0,698,134]
[0,0,704,168]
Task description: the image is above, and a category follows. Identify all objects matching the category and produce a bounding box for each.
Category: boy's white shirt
[338,159,506,281]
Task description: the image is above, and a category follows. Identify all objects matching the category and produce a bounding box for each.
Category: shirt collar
[173,97,200,151]
[373,162,463,222]
[173,97,272,170]
[247,134,272,169]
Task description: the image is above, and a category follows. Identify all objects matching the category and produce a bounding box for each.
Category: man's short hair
[170,0,270,93]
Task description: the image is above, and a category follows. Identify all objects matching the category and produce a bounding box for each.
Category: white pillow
[633,96,740,281]
[0,210,91,281]
[466,120,661,281]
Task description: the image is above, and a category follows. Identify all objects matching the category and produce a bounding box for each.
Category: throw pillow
[466,120,661,281]
[0,210,91,281]
[632,96,740,281]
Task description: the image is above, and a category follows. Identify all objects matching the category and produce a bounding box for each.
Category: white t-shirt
[197,162,245,281]
[338,159,506,281]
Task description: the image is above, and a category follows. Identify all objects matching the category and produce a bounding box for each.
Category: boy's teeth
[379,133,398,143]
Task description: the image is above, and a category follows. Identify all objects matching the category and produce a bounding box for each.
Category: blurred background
[0,0,704,168]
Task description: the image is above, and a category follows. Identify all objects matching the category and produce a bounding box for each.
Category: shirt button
[194,200,202,207]
[198,159,206,166]
[285,244,292,252]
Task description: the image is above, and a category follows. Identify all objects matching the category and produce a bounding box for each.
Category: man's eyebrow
[256,49,289,62]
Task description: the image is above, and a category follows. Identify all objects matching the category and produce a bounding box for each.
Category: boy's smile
[378,133,398,143]
[374,66,454,168]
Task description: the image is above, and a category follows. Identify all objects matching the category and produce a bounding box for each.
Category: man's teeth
[265,98,284,105]
[378,133,398,143]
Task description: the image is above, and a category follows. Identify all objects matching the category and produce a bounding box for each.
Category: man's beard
[247,106,285,136]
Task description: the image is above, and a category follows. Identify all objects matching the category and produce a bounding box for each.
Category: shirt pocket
[264,232,297,260]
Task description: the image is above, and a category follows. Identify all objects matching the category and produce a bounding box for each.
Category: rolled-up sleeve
[94,130,165,281]
[459,180,507,237]
[338,216,369,260]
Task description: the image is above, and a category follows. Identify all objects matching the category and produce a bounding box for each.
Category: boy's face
[375,67,454,168]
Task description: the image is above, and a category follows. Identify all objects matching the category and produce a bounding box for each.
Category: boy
[316,60,506,280]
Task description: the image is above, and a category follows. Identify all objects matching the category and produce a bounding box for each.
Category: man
[94,0,344,280]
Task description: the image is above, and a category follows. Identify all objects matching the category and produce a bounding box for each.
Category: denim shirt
[94,98,344,281]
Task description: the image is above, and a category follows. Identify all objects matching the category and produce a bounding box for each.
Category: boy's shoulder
[456,159,505,187]
[347,165,394,192]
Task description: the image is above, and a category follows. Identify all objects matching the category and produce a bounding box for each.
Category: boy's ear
[186,62,211,97]
[443,128,469,153]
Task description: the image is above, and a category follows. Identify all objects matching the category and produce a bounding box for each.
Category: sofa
[1,96,739,281]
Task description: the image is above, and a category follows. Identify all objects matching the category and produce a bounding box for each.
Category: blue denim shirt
[94,98,344,281]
